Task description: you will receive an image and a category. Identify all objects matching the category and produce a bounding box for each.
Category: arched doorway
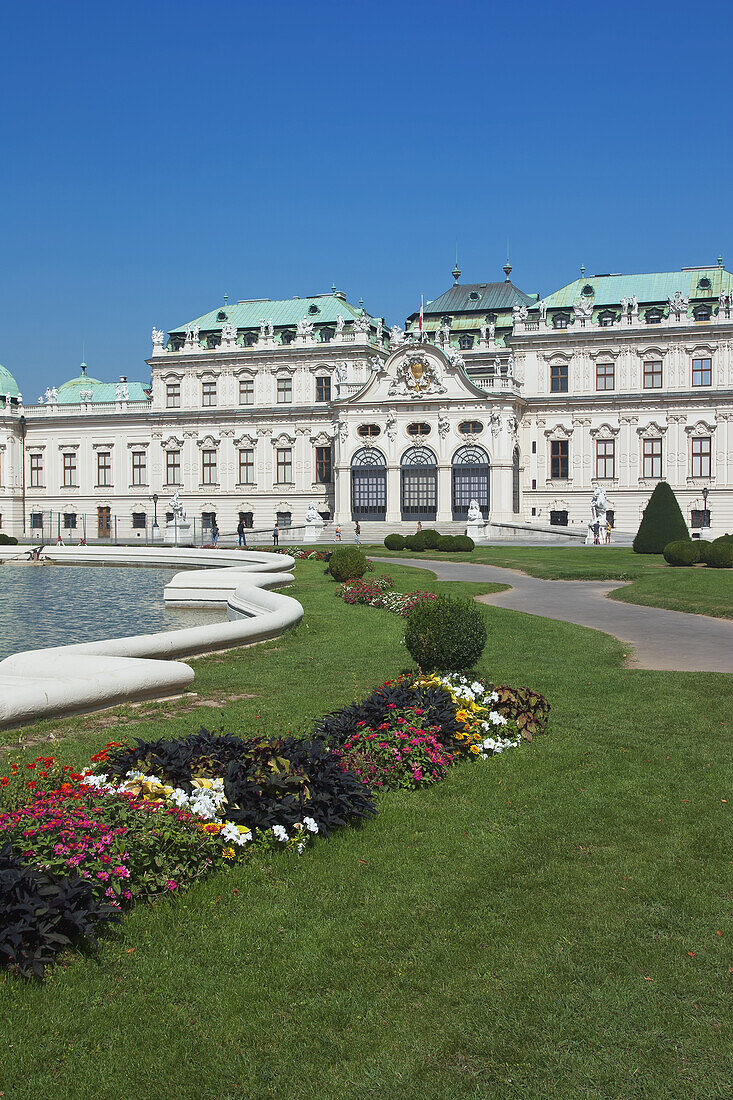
[452,445,490,519]
[401,446,437,521]
[351,447,387,518]
[513,446,520,514]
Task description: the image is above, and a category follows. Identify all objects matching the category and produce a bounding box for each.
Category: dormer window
[242,331,257,346]
[553,312,570,329]
[319,327,334,342]
[693,304,711,321]
[582,284,594,296]
[281,329,296,345]
[217,311,227,321]
[645,308,663,325]
[308,303,320,315]
[598,310,615,327]
[698,276,712,290]
[468,291,480,302]
[458,333,475,350]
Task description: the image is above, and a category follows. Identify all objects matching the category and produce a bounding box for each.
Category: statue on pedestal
[586,484,608,544]
[303,501,323,542]
[467,498,483,523]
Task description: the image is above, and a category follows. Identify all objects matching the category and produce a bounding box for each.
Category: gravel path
[376,557,733,674]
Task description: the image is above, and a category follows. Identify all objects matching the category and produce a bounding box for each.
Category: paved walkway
[376,557,733,674]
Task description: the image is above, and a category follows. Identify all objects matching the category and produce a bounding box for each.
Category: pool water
[0,564,224,659]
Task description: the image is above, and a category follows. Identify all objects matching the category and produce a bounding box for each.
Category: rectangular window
[692,358,712,386]
[691,508,711,529]
[596,439,615,479]
[202,380,217,407]
[238,449,254,484]
[550,364,568,392]
[277,377,292,403]
[29,454,43,488]
[63,513,77,530]
[643,438,662,479]
[550,440,569,480]
[166,450,181,485]
[691,436,711,478]
[316,376,331,402]
[132,512,146,529]
[239,378,254,404]
[276,447,292,484]
[62,452,77,488]
[201,449,217,485]
[596,362,615,390]
[30,512,44,530]
[315,445,332,483]
[131,450,147,486]
[643,360,663,389]
[97,451,112,487]
[166,382,181,408]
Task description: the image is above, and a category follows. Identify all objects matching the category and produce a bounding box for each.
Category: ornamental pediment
[685,419,716,436]
[336,340,486,406]
[636,421,667,438]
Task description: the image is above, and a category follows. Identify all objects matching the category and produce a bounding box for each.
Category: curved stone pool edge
[0,547,303,729]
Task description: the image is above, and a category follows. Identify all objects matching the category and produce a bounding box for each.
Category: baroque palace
[0,260,732,541]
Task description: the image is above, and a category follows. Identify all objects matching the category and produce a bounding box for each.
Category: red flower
[26,781,37,790]
[26,763,36,770]
[0,777,8,787]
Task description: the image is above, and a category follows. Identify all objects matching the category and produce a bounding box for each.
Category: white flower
[272,825,289,842]
[470,681,484,695]
[488,691,499,704]
[302,816,319,834]
[489,711,508,726]
[170,788,189,807]
[220,822,240,842]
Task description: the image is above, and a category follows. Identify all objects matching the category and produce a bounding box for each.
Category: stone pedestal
[303,524,323,543]
[466,522,486,542]
[164,521,194,547]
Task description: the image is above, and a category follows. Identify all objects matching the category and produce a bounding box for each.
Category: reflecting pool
[0,564,224,659]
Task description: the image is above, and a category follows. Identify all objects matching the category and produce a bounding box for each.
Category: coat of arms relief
[388,351,447,398]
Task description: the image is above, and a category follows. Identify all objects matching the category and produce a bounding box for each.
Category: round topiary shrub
[384,533,405,551]
[453,535,475,553]
[702,541,733,568]
[437,534,459,551]
[403,534,426,552]
[0,533,18,546]
[420,529,441,550]
[713,534,733,546]
[663,540,699,566]
[327,546,369,581]
[404,594,487,672]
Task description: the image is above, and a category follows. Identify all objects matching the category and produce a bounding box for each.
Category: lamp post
[702,486,709,530]
[152,493,159,541]
[19,413,27,537]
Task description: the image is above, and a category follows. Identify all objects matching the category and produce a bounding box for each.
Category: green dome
[0,363,20,400]
[58,362,102,392]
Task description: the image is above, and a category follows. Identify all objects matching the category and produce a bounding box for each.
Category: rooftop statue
[335,314,345,333]
[297,317,314,337]
[152,327,165,348]
[354,311,371,334]
[538,299,548,322]
[389,324,404,346]
[259,318,267,338]
[267,318,274,338]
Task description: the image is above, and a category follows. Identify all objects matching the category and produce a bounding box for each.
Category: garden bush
[327,545,369,581]
[0,532,18,545]
[403,534,426,552]
[701,541,733,568]
[383,533,405,550]
[437,534,458,551]
[663,540,700,566]
[420,529,442,549]
[404,594,487,672]
[453,534,475,552]
[713,533,733,546]
[633,482,689,554]
[0,844,117,979]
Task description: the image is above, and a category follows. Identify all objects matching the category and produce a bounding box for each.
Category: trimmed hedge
[420,529,441,549]
[327,546,368,581]
[453,535,475,552]
[663,540,700,566]
[633,482,689,554]
[0,533,18,546]
[404,594,487,672]
[383,533,405,551]
[702,541,733,568]
[403,534,426,552]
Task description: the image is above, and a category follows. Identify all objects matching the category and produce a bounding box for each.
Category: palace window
[645,308,663,325]
[691,436,711,478]
[553,313,570,329]
[239,378,254,404]
[280,329,296,346]
[458,333,475,350]
[277,377,292,404]
[242,331,257,347]
[132,512,146,530]
[276,511,292,528]
[693,304,711,321]
[30,512,44,530]
[276,447,293,484]
[459,421,483,435]
[598,310,615,327]
[238,449,254,484]
[97,451,112,487]
[166,382,181,408]
[550,363,568,392]
[550,510,568,526]
[596,362,615,390]
[643,360,663,388]
[202,380,217,407]
[357,424,381,437]
[315,445,333,483]
[596,439,615,479]
[692,357,712,386]
[698,276,712,290]
[642,438,662,479]
[62,453,77,488]
[550,439,569,480]
[63,513,77,530]
[165,450,181,485]
[131,451,147,486]
[29,454,43,487]
[691,508,711,529]
[319,327,335,342]
[201,449,217,485]
[407,423,431,436]
[316,376,331,403]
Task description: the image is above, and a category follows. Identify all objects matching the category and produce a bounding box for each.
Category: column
[385,465,401,523]
[436,464,452,522]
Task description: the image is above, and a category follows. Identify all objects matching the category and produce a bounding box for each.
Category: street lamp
[19,413,27,537]
[152,493,159,541]
[702,486,709,529]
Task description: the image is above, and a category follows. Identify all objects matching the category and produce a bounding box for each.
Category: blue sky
[3,0,733,395]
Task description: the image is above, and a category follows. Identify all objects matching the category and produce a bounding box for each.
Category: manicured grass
[363,545,733,619]
[1,561,731,1100]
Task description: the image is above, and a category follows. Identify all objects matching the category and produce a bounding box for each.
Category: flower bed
[336,575,437,616]
[0,674,549,979]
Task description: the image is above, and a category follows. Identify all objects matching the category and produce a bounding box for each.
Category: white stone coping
[0,546,303,728]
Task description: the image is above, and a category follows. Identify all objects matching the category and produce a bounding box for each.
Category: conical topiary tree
[633,482,689,554]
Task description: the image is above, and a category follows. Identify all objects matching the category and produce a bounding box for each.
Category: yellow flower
[469,745,480,754]
[222,847,236,860]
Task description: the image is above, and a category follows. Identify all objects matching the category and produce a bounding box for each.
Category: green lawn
[362,544,733,619]
[0,561,731,1100]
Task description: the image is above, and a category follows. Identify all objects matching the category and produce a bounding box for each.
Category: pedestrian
[592,521,600,545]
[354,521,361,544]
[417,521,422,533]
[273,523,279,546]
[237,518,246,548]
[335,524,342,542]
[605,519,612,545]
[211,520,219,547]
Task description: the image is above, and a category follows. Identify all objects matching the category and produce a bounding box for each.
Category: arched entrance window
[513,447,520,514]
[401,446,437,520]
[351,447,387,518]
[452,445,490,519]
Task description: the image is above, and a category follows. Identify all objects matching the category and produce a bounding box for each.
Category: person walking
[605,519,612,545]
[273,523,279,546]
[416,520,422,533]
[335,524,342,542]
[237,518,247,548]
[354,520,361,544]
[211,520,219,547]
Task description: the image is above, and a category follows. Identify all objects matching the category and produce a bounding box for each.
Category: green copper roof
[541,268,733,309]
[168,293,382,335]
[0,363,20,399]
[58,364,103,391]
[53,364,149,405]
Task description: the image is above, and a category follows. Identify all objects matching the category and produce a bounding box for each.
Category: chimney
[120,375,127,383]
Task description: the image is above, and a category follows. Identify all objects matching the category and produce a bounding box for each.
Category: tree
[633,482,689,554]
